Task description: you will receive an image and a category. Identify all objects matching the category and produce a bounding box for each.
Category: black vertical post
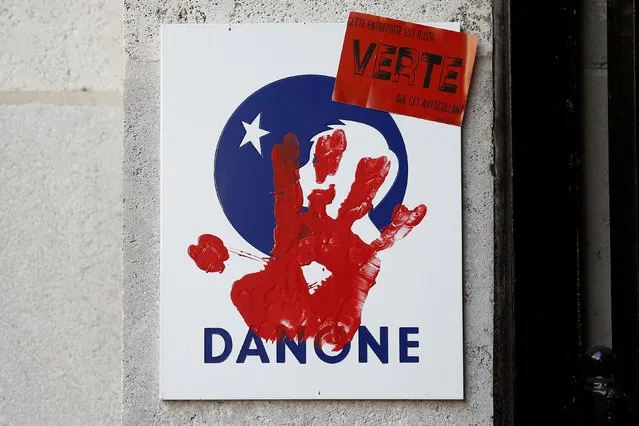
[502,0,583,423]
[608,0,639,420]
[492,0,515,423]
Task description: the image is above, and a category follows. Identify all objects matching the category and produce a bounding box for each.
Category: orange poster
[333,12,478,126]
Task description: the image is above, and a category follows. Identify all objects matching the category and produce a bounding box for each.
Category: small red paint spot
[314,129,347,183]
[188,234,230,273]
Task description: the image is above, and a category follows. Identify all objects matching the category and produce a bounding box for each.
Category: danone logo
[162,23,463,399]
[203,327,420,365]
[187,75,427,363]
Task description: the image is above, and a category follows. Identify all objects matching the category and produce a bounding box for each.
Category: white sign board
[161,23,463,399]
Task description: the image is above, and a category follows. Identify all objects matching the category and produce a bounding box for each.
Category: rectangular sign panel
[333,12,477,126]
[161,23,463,399]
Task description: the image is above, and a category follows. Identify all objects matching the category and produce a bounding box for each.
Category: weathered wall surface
[123,0,494,424]
[0,1,123,425]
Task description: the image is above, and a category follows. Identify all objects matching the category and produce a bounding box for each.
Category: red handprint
[189,129,426,350]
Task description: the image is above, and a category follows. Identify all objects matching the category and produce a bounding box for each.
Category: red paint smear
[226,131,427,350]
[188,234,230,273]
[371,204,427,251]
[314,129,347,183]
[188,130,427,349]
[337,155,391,224]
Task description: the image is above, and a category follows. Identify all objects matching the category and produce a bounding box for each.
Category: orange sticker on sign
[333,12,478,126]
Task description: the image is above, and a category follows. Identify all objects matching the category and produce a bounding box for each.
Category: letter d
[204,328,232,363]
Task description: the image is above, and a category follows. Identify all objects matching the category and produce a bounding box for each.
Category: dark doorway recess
[494,0,583,423]
[495,0,639,424]
[608,0,639,421]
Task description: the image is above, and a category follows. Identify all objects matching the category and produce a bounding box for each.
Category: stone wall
[123,0,494,424]
[0,1,123,424]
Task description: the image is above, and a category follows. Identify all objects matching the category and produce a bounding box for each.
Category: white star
[239,112,269,156]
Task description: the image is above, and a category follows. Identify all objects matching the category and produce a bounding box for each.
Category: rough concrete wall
[580,0,611,347]
[124,0,494,424]
[0,1,123,425]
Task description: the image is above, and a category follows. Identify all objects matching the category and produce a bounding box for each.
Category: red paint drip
[228,248,268,263]
[314,129,347,183]
[188,234,230,273]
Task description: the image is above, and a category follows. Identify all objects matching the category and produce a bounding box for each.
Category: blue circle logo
[214,75,408,254]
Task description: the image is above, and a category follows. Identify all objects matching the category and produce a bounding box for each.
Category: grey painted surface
[580,0,611,347]
[123,1,494,424]
[0,1,123,425]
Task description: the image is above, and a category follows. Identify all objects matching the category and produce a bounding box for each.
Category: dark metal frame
[492,0,515,423]
[493,0,583,423]
[608,0,639,419]
[495,0,639,423]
